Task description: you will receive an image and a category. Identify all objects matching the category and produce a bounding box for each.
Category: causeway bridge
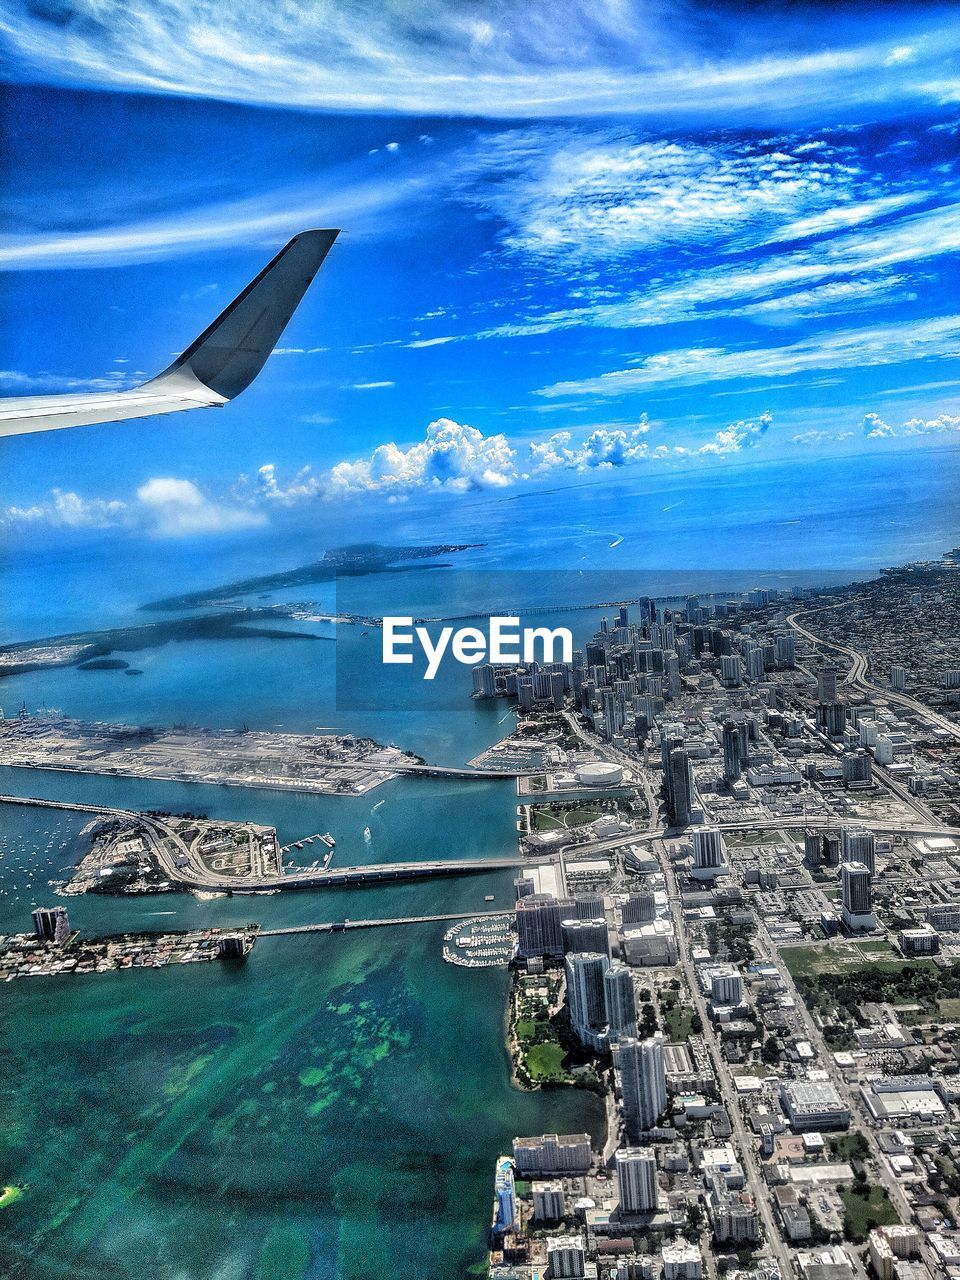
[260,908,510,936]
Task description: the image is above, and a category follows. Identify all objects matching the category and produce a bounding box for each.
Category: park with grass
[840,1183,899,1241]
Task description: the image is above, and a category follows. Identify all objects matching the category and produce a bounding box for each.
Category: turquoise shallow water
[0,781,604,1280]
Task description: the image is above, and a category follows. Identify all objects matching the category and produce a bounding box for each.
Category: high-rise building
[472,663,497,698]
[574,893,605,921]
[668,747,694,827]
[692,828,725,872]
[619,1035,668,1137]
[721,720,741,785]
[513,1132,592,1176]
[710,968,744,1006]
[816,667,839,702]
[32,905,69,944]
[622,892,656,925]
[720,654,742,687]
[491,1157,517,1241]
[803,830,823,869]
[603,965,637,1040]
[841,861,875,930]
[516,894,574,958]
[842,750,873,788]
[890,665,907,691]
[546,1237,587,1279]
[819,701,848,737]
[616,1147,659,1213]
[532,1180,566,1222]
[566,952,609,1043]
[562,918,610,956]
[775,633,796,668]
[841,828,876,876]
[822,832,841,866]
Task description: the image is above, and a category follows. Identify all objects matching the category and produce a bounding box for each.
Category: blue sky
[1,0,959,541]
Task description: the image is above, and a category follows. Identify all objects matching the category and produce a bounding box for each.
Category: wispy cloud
[0,0,956,119]
[536,314,960,398]
[0,169,428,269]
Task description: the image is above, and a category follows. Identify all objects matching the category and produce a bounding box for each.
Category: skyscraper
[692,828,725,872]
[817,667,839,702]
[516,894,574,958]
[722,718,748,785]
[566,952,609,1043]
[668,747,693,827]
[616,1147,659,1213]
[603,965,638,1040]
[622,892,656,925]
[841,861,875,929]
[32,905,69,944]
[619,1035,668,1136]
[841,828,876,876]
[562,918,610,957]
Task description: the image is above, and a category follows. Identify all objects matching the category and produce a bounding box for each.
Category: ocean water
[1,446,959,1277]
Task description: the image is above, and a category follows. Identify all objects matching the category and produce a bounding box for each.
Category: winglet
[0,229,340,438]
[146,228,339,401]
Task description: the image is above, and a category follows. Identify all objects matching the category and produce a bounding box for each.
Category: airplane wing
[0,228,339,438]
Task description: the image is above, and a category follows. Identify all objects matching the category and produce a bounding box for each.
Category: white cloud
[253,463,323,504]
[135,476,267,536]
[2,489,128,529]
[863,411,896,438]
[864,409,960,438]
[0,0,955,119]
[4,477,270,536]
[530,417,652,471]
[327,417,517,494]
[351,380,395,390]
[462,133,881,262]
[697,412,773,455]
[537,314,960,399]
[0,369,136,393]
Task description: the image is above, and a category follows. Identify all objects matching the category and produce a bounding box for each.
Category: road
[665,857,793,1277]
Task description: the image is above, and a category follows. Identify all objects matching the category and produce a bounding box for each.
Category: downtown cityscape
[3,0,960,1276]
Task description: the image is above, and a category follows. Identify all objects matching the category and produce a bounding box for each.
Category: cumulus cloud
[327,417,517,494]
[863,411,896,438]
[697,412,773,455]
[864,409,960,438]
[2,489,128,528]
[530,417,652,471]
[253,463,323,505]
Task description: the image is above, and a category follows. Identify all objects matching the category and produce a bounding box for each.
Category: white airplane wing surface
[0,228,339,438]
